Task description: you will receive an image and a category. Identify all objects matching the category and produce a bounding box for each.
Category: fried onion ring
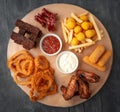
[31,71,53,93]
[7,50,58,101]
[29,67,57,101]
[14,72,31,85]
[17,59,34,77]
[34,56,49,70]
[8,50,34,76]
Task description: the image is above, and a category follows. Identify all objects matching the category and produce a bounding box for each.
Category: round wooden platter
[7,3,113,107]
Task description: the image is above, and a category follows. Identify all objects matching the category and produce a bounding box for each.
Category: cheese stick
[83,56,106,71]
[97,50,112,67]
[89,45,105,64]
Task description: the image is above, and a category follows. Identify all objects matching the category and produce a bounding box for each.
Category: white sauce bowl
[56,51,79,74]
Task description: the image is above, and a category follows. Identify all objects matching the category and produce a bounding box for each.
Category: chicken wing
[76,70,100,83]
[77,77,91,99]
[60,75,78,100]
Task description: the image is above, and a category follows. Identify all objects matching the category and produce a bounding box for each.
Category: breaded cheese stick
[97,50,112,67]
[83,56,106,71]
[89,45,105,64]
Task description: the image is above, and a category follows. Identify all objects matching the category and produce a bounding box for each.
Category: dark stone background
[0,0,120,112]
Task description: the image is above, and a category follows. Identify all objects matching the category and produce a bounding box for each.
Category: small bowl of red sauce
[40,33,62,56]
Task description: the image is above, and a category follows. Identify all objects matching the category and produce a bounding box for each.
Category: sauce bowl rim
[40,33,62,56]
[56,51,79,74]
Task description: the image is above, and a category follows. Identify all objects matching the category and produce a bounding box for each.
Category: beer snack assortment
[7,4,113,107]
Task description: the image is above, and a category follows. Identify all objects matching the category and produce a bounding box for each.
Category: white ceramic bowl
[40,33,62,56]
[56,51,79,74]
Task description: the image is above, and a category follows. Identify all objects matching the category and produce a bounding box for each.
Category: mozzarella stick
[83,56,106,71]
[97,50,112,67]
[89,45,105,64]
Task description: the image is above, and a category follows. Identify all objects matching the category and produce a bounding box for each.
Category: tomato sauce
[42,36,60,54]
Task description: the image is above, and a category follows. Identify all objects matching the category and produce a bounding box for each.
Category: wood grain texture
[0,0,120,112]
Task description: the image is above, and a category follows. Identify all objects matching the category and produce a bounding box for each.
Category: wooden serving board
[7,3,113,107]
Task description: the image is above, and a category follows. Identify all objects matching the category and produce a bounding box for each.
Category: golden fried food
[83,45,112,71]
[7,50,57,101]
[31,71,53,92]
[83,56,106,71]
[34,56,49,71]
[8,50,34,76]
[61,12,103,53]
[89,45,105,64]
[97,50,112,67]
[30,70,57,101]
[14,72,31,85]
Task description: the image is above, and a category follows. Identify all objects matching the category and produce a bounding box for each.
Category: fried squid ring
[34,56,49,70]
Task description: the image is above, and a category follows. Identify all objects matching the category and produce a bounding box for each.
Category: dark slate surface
[0,0,120,112]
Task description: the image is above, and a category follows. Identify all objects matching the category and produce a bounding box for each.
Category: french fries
[68,30,73,43]
[69,41,95,50]
[85,38,93,43]
[61,22,68,42]
[89,14,102,40]
[61,12,103,53]
[71,13,83,23]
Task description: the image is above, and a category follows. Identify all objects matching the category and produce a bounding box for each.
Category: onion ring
[8,50,34,77]
[31,71,54,92]
[34,56,49,70]
[14,72,31,86]
[7,50,58,101]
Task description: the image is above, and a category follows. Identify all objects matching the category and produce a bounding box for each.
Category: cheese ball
[74,26,82,34]
[85,29,96,38]
[76,32,85,41]
[66,21,76,29]
[81,21,90,30]
[67,17,75,23]
[79,15,88,21]
[71,37,79,46]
